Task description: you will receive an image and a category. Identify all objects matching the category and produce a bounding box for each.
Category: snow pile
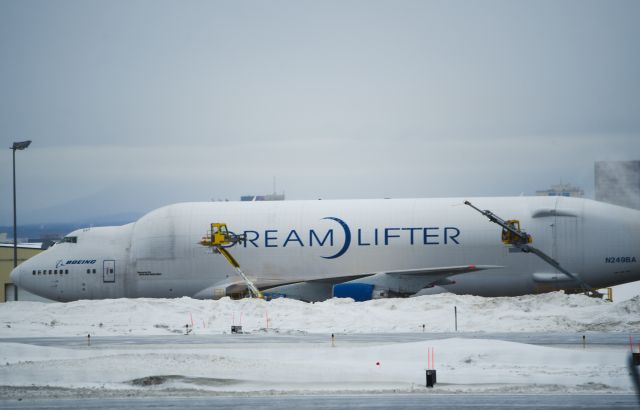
[0,337,632,395]
[0,293,637,397]
[0,292,638,337]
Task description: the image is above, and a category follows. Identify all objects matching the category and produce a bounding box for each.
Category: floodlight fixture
[12,140,32,150]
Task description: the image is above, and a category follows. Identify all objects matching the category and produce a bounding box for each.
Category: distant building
[536,183,584,198]
[595,160,640,209]
[241,193,285,201]
[0,243,48,302]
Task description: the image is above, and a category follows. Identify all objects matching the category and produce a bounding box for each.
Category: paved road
[3,332,636,405]
[0,331,633,348]
[1,394,638,409]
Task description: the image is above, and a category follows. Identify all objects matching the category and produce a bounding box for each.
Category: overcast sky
[1,0,639,225]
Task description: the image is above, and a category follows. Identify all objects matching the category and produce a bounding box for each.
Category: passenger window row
[31,268,99,275]
[32,269,69,275]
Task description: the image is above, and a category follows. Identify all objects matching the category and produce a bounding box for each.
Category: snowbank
[0,337,632,395]
[0,293,637,397]
[0,292,638,337]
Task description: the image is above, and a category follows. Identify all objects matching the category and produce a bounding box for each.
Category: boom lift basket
[200,223,245,247]
[501,220,532,245]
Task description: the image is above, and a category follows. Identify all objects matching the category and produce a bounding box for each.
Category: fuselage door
[553,215,582,274]
[103,260,115,283]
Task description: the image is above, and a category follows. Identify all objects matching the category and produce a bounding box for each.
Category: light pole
[11,140,31,274]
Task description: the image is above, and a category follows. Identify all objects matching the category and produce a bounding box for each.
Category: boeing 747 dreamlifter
[10,196,640,302]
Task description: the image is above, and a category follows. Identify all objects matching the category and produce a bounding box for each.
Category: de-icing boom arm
[464,201,602,298]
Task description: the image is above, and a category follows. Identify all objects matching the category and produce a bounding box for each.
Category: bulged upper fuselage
[11,196,640,301]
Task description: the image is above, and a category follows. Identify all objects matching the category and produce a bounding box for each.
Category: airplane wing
[260,264,503,301]
[193,265,502,301]
[381,264,501,277]
[191,274,372,299]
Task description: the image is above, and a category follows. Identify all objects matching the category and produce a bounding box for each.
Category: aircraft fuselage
[11,196,640,301]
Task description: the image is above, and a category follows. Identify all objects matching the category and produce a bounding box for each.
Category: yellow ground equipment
[501,220,533,245]
[208,223,233,246]
[464,201,534,246]
[200,223,263,299]
[464,200,602,299]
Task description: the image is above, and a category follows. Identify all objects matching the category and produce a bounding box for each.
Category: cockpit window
[61,236,78,244]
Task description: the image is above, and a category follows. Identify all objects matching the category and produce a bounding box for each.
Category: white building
[535,183,584,198]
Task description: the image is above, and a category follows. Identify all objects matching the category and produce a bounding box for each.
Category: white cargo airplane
[10,196,640,302]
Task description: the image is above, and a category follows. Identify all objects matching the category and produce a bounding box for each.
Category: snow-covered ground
[1,292,638,337]
[0,293,638,398]
[0,337,633,397]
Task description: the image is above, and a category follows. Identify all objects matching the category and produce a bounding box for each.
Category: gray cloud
[1,0,639,224]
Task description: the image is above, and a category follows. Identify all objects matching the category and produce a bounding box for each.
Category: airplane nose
[10,266,21,287]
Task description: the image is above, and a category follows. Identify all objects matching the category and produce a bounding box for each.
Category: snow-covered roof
[0,242,44,249]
